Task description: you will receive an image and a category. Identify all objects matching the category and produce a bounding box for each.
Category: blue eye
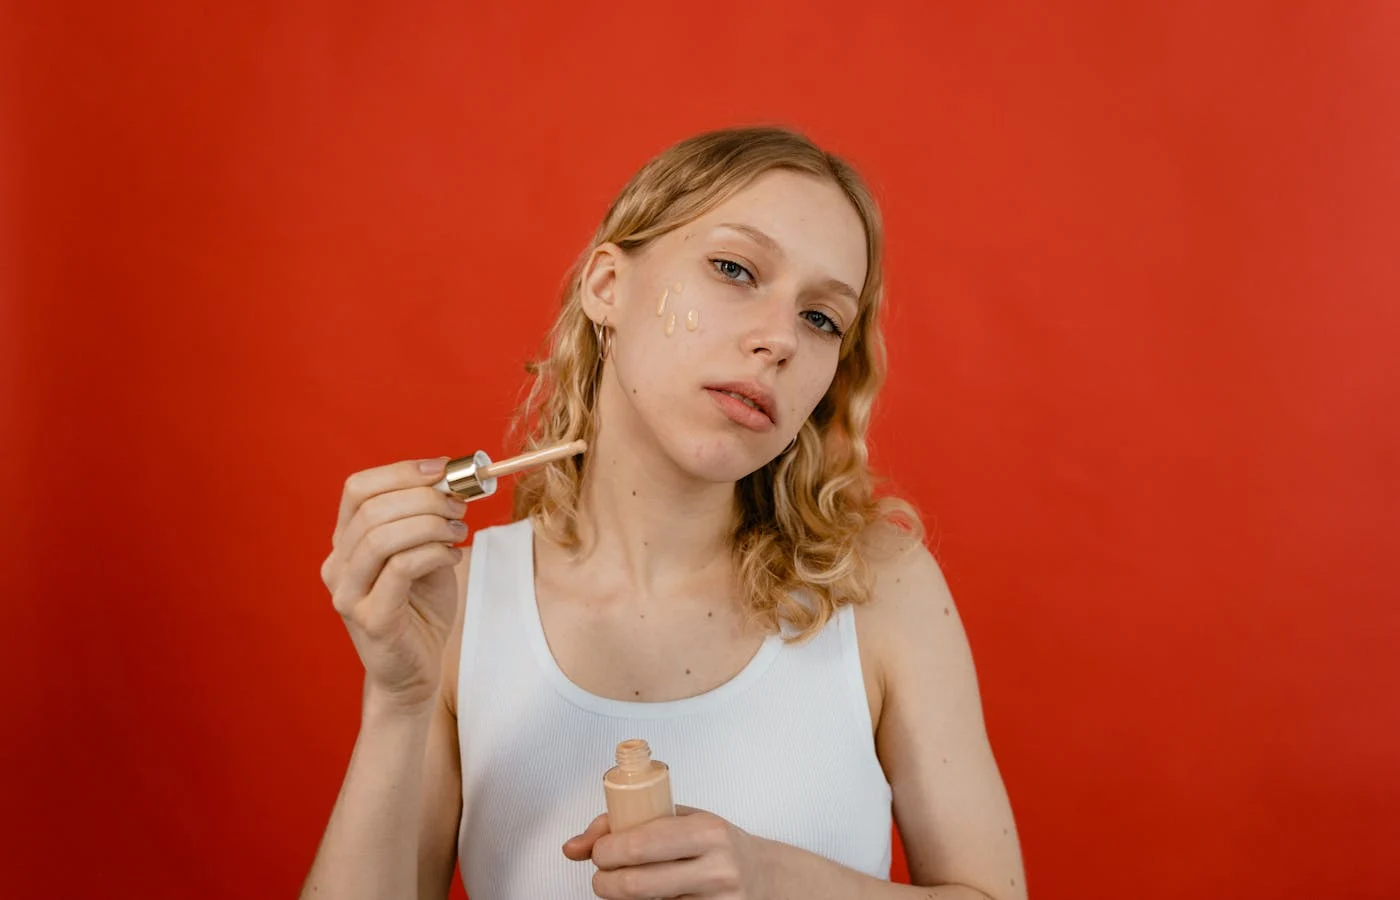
[802,310,845,338]
[712,258,755,283]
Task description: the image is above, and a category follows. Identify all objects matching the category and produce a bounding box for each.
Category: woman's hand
[563,806,771,899]
[319,457,469,714]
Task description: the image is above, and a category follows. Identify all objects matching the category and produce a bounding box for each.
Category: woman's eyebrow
[817,277,860,308]
[714,222,860,305]
[716,222,785,257]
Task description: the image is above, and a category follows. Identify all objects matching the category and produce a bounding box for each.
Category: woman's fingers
[333,457,450,546]
[324,456,477,712]
[561,814,610,861]
[351,542,464,637]
[333,513,467,608]
[336,485,466,565]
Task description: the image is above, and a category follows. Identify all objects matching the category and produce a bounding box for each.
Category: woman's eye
[801,310,845,337]
[712,258,755,283]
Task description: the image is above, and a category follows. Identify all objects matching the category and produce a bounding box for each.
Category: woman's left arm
[733,539,1025,899]
[853,536,1027,899]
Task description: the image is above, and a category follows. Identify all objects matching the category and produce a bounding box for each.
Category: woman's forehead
[672,171,869,297]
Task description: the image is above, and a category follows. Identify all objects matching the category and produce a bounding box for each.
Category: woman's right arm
[415,549,472,898]
[298,459,474,900]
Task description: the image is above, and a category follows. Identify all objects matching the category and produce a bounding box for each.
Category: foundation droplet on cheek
[685,308,699,331]
[664,313,676,336]
[673,282,684,294]
[656,288,669,316]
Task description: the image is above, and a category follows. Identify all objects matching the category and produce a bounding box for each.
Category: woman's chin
[672,438,778,484]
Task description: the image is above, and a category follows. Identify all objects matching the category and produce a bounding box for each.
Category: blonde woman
[304,127,1026,900]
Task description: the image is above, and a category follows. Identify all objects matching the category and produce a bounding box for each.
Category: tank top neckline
[506,518,786,720]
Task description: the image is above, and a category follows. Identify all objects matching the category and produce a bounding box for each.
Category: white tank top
[455,519,893,897]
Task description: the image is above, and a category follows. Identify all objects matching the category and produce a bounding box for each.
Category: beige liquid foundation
[603,739,675,832]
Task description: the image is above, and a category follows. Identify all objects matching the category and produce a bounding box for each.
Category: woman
[304,127,1026,899]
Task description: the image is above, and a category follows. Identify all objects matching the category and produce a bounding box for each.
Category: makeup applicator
[431,439,588,501]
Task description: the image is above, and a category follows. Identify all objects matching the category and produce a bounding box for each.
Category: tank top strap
[458,518,535,712]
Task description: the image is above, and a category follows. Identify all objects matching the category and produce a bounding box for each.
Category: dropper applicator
[432,439,587,501]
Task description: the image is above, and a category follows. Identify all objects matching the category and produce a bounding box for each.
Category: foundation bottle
[603,739,675,832]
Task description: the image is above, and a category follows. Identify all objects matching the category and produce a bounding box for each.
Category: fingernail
[419,457,448,475]
[449,520,468,534]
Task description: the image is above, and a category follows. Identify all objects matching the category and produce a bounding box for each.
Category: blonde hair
[509,125,922,641]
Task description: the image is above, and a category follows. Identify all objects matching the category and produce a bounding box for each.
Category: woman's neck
[564,389,739,602]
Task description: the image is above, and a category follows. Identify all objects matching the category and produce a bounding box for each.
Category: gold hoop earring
[593,321,613,360]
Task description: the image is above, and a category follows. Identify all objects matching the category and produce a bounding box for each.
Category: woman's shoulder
[852,522,965,704]
[856,520,952,614]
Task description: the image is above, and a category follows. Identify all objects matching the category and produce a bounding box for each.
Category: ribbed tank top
[455,519,893,897]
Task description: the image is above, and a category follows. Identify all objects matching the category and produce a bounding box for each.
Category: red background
[3,2,1397,898]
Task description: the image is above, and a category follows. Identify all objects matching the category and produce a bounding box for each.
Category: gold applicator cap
[432,439,588,501]
[435,450,497,500]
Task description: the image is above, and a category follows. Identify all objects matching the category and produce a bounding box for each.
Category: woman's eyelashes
[711,257,755,284]
[801,310,845,337]
[709,257,846,338]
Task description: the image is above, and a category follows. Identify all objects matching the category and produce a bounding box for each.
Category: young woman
[303,127,1026,899]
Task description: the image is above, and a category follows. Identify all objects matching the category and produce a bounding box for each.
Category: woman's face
[583,169,868,484]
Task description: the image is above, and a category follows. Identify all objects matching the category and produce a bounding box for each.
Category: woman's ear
[579,242,625,325]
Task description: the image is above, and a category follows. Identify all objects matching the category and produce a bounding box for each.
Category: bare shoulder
[439,544,474,717]
[853,522,961,684]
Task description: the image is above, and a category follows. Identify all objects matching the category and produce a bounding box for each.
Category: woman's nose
[740,300,799,366]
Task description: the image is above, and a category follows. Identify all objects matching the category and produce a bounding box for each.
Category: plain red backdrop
[3,2,1397,898]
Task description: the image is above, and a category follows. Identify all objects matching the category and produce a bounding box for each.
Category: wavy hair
[509,125,922,642]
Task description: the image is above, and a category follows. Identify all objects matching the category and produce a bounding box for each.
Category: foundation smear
[685,308,699,331]
[656,288,669,316]
[664,313,677,336]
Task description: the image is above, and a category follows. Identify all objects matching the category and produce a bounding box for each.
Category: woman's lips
[706,388,776,432]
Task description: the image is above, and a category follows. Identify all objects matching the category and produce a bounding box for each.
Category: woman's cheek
[652,281,704,339]
[795,370,838,421]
